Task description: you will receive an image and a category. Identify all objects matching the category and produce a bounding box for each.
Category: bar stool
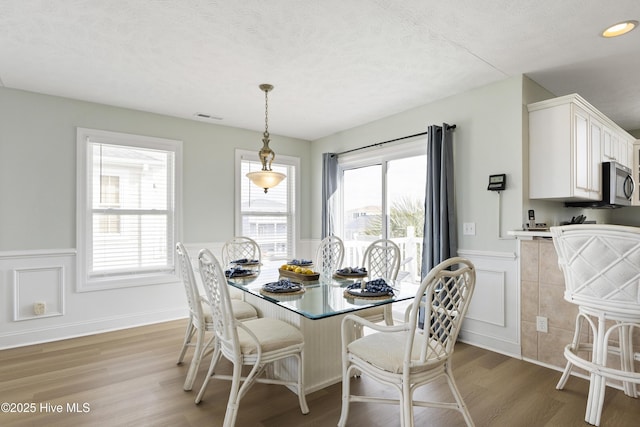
[551,224,640,426]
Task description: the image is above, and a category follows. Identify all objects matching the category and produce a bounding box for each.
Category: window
[77,128,182,291]
[338,138,426,282]
[235,150,299,261]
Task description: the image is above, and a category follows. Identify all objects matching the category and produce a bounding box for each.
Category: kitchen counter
[508,230,552,239]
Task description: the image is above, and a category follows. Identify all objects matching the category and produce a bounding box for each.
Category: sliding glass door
[339,140,426,282]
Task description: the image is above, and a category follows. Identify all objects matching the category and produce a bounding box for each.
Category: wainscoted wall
[457,249,520,358]
[0,249,186,349]
[0,240,320,350]
[1,241,520,358]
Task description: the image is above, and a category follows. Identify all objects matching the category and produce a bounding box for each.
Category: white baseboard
[0,308,187,350]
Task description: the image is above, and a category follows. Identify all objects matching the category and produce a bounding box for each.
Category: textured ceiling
[1,0,639,140]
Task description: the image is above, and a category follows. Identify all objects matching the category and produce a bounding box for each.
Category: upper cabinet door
[527,94,632,202]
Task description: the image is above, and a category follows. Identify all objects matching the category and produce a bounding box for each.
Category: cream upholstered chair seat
[551,224,640,427]
[175,243,257,392]
[347,331,446,375]
[338,257,476,427]
[195,249,308,427]
[200,299,257,322]
[235,317,305,354]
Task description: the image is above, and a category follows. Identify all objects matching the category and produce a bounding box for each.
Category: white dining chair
[221,236,262,266]
[338,257,476,427]
[356,239,402,329]
[551,224,640,426]
[195,248,309,426]
[315,235,344,276]
[175,243,258,391]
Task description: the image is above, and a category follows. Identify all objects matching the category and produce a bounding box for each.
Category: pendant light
[246,83,286,193]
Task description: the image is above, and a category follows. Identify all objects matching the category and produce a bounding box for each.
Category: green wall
[0,87,312,251]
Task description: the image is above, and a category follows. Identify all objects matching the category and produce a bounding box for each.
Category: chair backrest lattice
[551,225,640,315]
[363,239,401,281]
[316,235,345,274]
[406,257,476,365]
[221,236,261,266]
[176,242,204,322]
[198,249,239,358]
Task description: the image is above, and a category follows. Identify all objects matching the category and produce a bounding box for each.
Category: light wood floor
[1,320,639,427]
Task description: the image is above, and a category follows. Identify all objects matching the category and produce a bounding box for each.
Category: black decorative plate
[232,258,260,266]
[346,288,392,298]
[225,269,256,278]
[288,259,313,267]
[335,267,367,278]
[262,281,303,293]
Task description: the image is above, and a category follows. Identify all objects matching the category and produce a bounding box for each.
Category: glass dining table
[226,264,418,320]
[226,263,419,394]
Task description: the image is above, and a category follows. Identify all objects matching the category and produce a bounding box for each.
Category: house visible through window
[98,175,121,234]
[236,150,299,261]
[77,128,182,291]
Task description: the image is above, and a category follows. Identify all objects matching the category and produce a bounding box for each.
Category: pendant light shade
[246,84,286,193]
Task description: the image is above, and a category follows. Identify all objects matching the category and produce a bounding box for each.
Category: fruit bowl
[279,266,320,281]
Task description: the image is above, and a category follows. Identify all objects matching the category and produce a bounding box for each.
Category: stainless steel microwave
[566,161,635,208]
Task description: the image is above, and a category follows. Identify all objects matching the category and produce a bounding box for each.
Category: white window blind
[237,151,298,261]
[77,128,182,291]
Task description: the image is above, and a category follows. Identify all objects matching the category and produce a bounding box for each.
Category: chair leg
[177,319,194,365]
[619,324,638,398]
[557,313,586,390]
[194,344,221,404]
[583,315,607,426]
[400,378,412,427]
[445,366,475,427]
[183,327,205,391]
[337,365,352,427]
[556,359,575,390]
[223,362,244,427]
[585,372,606,426]
[297,352,309,414]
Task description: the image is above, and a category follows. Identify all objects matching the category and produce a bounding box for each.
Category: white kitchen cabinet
[528,93,634,201]
[603,126,634,169]
[529,95,601,201]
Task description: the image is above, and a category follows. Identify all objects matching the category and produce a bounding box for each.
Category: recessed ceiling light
[601,20,638,38]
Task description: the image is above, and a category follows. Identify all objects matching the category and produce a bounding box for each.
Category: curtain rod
[334,124,456,157]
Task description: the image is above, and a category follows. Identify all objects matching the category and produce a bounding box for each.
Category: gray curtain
[321,153,339,239]
[421,124,457,279]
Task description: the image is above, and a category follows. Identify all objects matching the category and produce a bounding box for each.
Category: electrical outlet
[34,301,46,315]
[536,316,548,333]
[463,222,476,236]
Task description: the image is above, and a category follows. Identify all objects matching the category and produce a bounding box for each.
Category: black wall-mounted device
[487,174,506,191]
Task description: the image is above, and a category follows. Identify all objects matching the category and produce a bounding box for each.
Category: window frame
[76,127,183,292]
[336,137,427,238]
[235,149,300,262]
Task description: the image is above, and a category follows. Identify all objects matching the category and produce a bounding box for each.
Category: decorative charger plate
[335,267,367,278]
[288,259,313,267]
[344,279,395,299]
[261,280,303,294]
[231,258,260,266]
[225,268,256,278]
[345,287,393,298]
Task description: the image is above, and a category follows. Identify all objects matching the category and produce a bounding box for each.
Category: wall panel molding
[457,248,520,357]
[13,265,65,321]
